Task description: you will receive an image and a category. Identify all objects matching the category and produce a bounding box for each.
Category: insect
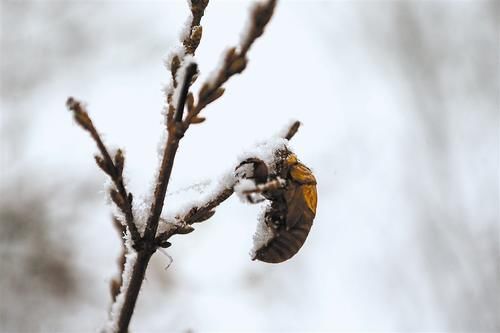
[236,148,317,263]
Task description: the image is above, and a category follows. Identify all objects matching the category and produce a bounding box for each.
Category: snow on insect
[235,147,317,263]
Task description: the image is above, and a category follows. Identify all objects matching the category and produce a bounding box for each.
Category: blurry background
[1,0,498,331]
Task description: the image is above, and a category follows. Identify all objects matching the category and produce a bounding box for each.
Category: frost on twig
[67,1,282,332]
[155,121,301,248]
[65,97,140,244]
[164,0,209,126]
[155,174,236,246]
[104,232,137,333]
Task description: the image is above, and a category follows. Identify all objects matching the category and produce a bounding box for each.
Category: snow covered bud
[184,25,203,54]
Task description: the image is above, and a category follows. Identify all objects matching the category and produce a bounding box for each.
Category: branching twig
[155,121,301,245]
[143,62,199,245]
[184,0,277,126]
[166,0,209,125]
[66,98,140,244]
[67,1,280,332]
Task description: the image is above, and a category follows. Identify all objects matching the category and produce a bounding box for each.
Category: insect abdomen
[253,184,317,263]
[253,215,313,263]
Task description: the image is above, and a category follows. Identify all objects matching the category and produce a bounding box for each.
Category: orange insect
[236,149,317,263]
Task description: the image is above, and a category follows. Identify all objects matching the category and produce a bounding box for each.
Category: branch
[147,1,278,242]
[68,2,280,332]
[66,97,140,243]
[183,0,209,55]
[166,0,209,124]
[155,120,301,245]
[240,0,277,55]
[184,0,277,125]
[174,63,198,123]
[143,63,199,244]
[154,186,234,247]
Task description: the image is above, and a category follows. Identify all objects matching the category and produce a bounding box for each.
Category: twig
[166,0,209,124]
[183,0,209,55]
[143,63,199,244]
[155,121,301,245]
[174,63,198,123]
[67,1,280,332]
[184,0,277,125]
[115,40,201,333]
[66,97,140,244]
[115,249,152,332]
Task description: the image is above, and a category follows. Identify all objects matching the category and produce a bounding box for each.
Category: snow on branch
[155,121,301,246]
[65,97,140,244]
[104,233,137,333]
[66,1,281,332]
[184,0,277,125]
[164,0,208,126]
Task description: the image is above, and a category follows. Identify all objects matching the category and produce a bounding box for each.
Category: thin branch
[183,0,209,55]
[67,2,280,332]
[116,250,153,333]
[184,187,235,224]
[148,1,278,242]
[154,187,234,247]
[184,0,277,125]
[155,120,301,245]
[166,0,209,123]
[66,97,140,243]
[174,63,198,123]
[143,63,199,245]
[240,0,277,55]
